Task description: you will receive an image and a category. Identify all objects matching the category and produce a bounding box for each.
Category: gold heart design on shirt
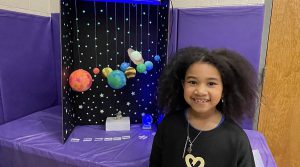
[185,154,205,167]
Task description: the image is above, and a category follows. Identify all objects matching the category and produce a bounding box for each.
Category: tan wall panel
[170,0,264,8]
[50,0,60,13]
[258,0,300,166]
[0,0,50,16]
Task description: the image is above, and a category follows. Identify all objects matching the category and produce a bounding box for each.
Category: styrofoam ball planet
[144,61,153,71]
[136,63,146,73]
[128,49,144,65]
[93,67,100,74]
[107,70,126,89]
[69,69,92,92]
[120,62,130,71]
[131,51,142,60]
[154,55,161,62]
[102,67,113,78]
[125,67,136,79]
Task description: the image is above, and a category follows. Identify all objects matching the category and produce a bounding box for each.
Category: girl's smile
[191,98,210,104]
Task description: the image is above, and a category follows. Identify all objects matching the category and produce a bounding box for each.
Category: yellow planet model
[102,67,113,78]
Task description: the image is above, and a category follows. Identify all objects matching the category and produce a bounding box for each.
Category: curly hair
[157,47,258,123]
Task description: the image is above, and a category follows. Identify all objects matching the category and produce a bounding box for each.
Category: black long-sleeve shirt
[149,111,255,167]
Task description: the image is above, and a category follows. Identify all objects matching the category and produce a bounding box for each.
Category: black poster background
[61,0,169,142]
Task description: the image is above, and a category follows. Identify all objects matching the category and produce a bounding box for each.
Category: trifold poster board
[61,0,170,142]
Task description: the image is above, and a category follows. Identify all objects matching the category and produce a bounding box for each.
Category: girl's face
[183,62,223,116]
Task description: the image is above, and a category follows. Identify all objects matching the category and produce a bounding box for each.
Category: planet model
[120,62,130,71]
[127,48,144,65]
[144,61,153,71]
[93,67,100,74]
[107,70,127,89]
[69,69,92,92]
[124,67,136,79]
[136,63,146,73]
[154,55,161,62]
[102,67,113,78]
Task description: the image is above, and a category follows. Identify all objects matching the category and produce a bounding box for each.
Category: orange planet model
[69,69,92,92]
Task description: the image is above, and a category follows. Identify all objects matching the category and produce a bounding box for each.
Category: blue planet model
[144,61,153,71]
[154,55,161,62]
[120,62,130,71]
[107,70,126,89]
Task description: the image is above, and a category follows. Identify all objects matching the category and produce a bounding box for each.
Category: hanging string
[128,4,131,66]
[140,5,143,53]
[129,4,131,49]
[123,4,126,62]
[105,2,109,66]
[93,0,98,67]
[147,4,150,59]
[135,4,138,50]
[155,5,159,56]
[74,0,81,67]
[115,2,118,68]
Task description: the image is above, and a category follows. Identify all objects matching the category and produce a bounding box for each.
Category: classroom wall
[51,0,60,13]
[171,0,264,8]
[0,0,51,16]
[0,0,265,16]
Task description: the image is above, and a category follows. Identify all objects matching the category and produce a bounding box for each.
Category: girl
[150,47,257,167]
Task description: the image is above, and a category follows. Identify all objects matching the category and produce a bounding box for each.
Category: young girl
[150,47,258,167]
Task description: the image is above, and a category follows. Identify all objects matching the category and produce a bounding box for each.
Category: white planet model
[127,48,144,65]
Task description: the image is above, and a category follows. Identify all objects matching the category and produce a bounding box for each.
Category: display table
[0,105,276,167]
